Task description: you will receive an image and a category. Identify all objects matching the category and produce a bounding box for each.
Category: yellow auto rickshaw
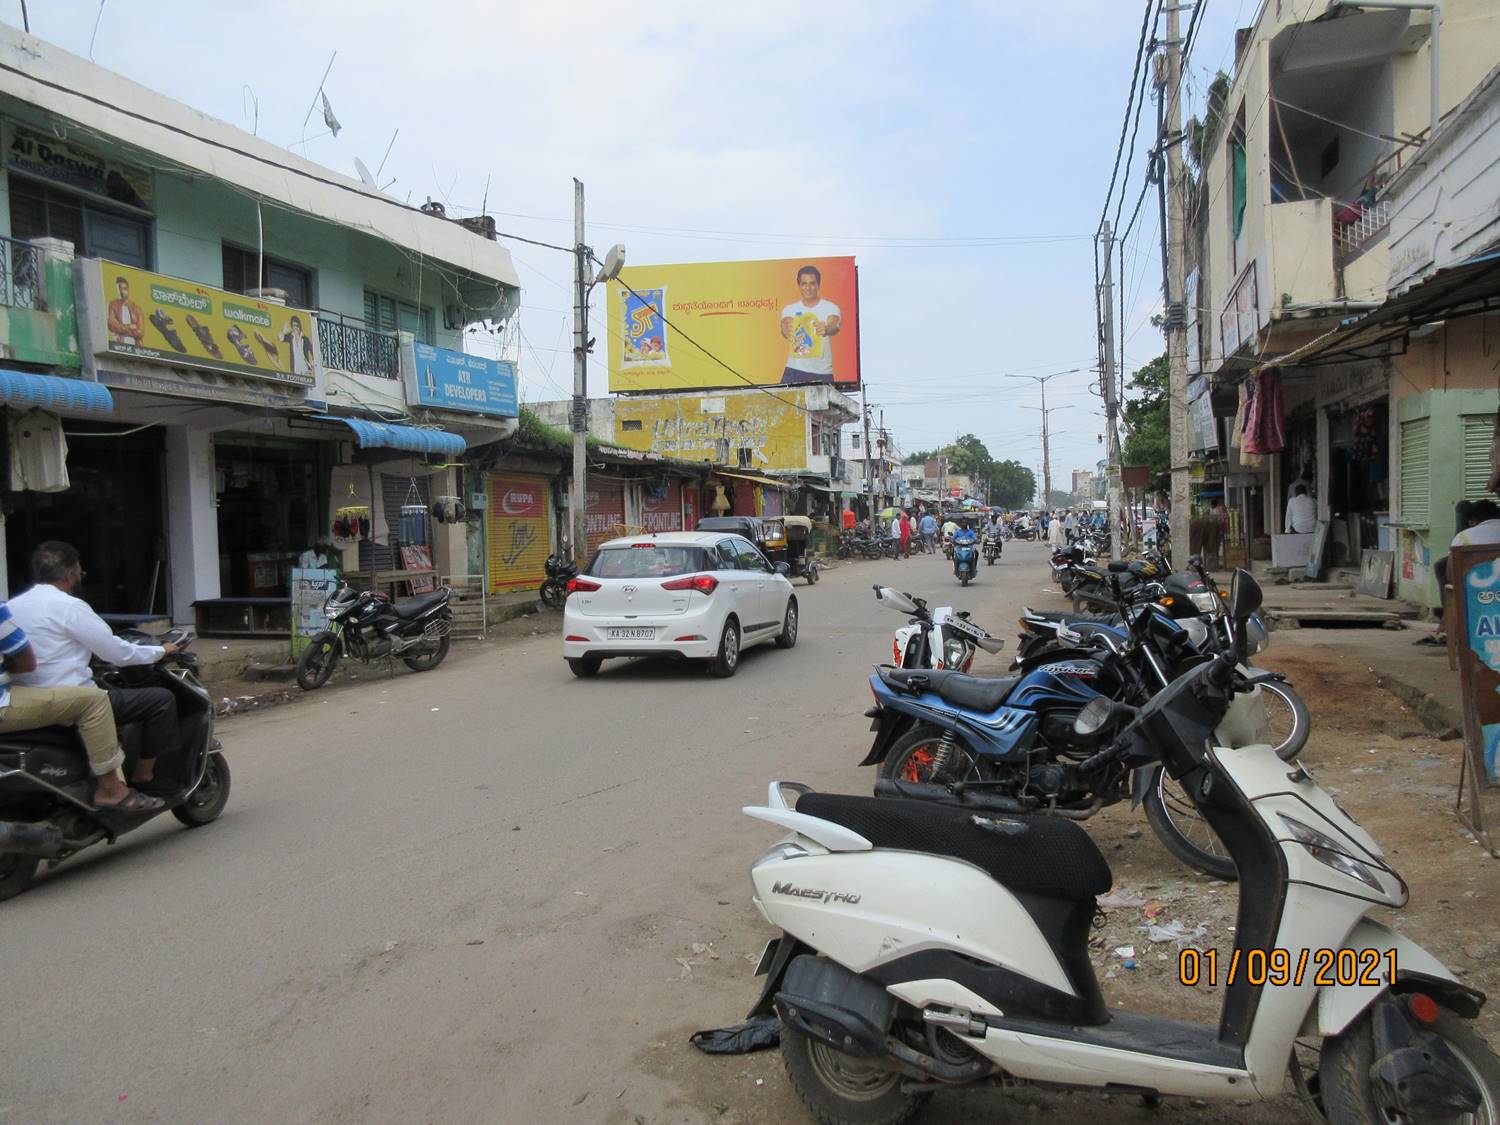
[765,515,818,584]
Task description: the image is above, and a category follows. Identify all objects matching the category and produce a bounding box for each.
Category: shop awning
[713,470,787,489]
[313,415,466,455]
[0,369,114,416]
[1272,250,1500,368]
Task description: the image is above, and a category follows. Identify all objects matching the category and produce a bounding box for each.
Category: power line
[1098,0,1160,236]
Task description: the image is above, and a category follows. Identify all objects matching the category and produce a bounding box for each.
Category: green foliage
[1046,490,1076,509]
[989,460,1037,509]
[1187,71,1231,170]
[1121,354,1170,492]
[515,406,613,451]
[903,448,937,466]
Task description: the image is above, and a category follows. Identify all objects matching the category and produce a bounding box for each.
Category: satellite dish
[595,243,626,283]
[354,157,377,188]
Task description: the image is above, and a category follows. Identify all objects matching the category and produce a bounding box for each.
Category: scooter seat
[392,590,449,619]
[797,792,1111,901]
[0,725,86,752]
[882,668,1018,712]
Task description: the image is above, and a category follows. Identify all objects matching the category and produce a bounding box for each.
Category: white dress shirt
[1285,493,1317,534]
[7,582,165,688]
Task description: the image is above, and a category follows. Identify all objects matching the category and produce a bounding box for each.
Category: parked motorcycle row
[736,538,1499,1123]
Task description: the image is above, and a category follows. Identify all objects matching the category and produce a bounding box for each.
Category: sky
[15,0,1257,499]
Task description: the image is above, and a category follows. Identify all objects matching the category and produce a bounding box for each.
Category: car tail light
[661,574,718,594]
[567,577,600,594]
[565,634,588,642]
[674,634,706,642]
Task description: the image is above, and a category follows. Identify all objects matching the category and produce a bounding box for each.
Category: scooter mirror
[874,586,920,615]
[1229,568,1263,619]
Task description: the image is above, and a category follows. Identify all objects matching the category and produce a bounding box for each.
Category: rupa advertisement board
[607,256,859,393]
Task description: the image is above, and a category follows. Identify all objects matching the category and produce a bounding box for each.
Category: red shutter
[683,485,701,530]
[586,479,627,553]
[642,482,683,531]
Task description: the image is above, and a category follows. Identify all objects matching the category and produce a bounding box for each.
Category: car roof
[595,531,733,549]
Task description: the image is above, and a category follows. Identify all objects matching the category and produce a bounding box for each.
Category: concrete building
[0,27,522,626]
[1193,1,1500,580]
[841,424,903,515]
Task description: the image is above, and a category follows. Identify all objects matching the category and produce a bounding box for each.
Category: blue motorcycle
[952,531,979,586]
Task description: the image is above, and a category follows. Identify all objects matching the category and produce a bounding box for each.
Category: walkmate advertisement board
[87,260,319,386]
[607,256,860,393]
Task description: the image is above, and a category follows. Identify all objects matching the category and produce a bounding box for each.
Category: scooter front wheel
[1320,1003,1500,1124]
[781,1024,927,1125]
[0,854,39,902]
[173,752,231,828]
[1143,766,1237,880]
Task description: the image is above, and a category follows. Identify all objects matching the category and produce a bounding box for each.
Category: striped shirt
[0,604,31,711]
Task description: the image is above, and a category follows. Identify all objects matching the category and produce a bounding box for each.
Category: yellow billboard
[612,390,810,472]
[607,256,859,393]
[92,261,318,386]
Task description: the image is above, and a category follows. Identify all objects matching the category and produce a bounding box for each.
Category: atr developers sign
[607,257,859,393]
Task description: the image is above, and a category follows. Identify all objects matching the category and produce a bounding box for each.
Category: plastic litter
[690,1017,781,1055]
[1097,892,1147,909]
[1113,945,1135,959]
[1140,920,1209,945]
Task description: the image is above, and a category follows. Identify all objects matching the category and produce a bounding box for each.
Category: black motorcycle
[982,531,1001,566]
[295,583,453,691]
[0,629,229,902]
[539,554,579,609]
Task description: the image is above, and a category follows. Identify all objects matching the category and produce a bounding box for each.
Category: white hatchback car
[562,531,798,678]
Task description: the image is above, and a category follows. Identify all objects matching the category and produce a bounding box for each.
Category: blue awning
[312,415,466,455]
[0,369,114,417]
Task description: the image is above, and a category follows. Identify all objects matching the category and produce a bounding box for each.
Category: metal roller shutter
[586,479,627,553]
[641,481,683,532]
[486,473,553,593]
[1461,414,1497,502]
[1399,417,1430,526]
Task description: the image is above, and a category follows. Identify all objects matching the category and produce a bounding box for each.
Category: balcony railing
[0,235,46,311]
[1335,198,1391,261]
[316,314,399,379]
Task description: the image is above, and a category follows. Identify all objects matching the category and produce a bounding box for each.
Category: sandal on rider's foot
[94,789,165,813]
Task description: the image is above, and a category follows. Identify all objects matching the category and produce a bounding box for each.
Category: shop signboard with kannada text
[83,260,319,387]
[1451,546,1500,854]
[606,256,860,393]
[404,341,517,417]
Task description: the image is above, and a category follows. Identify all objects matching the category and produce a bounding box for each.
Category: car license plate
[609,627,655,640]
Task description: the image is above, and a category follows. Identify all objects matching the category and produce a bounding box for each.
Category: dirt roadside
[642,633,1500,1123]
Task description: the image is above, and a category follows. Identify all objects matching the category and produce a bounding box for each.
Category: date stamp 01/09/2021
[1178,948,1398,988]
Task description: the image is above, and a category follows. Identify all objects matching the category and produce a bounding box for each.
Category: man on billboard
[780,265,841,385]
[107,276,146,346]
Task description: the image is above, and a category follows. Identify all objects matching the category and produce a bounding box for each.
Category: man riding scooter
[9,542,191,794]
[952,517,979,586]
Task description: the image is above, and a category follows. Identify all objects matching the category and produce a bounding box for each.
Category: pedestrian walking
[1048,512,1066,547]
[899,511,912,559]
[919,511,937,554]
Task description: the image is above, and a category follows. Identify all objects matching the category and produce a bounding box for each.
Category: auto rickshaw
[765,515,818,584]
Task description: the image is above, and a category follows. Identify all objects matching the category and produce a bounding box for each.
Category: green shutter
[1399,417,1430,526]
[1462,414,1496,501]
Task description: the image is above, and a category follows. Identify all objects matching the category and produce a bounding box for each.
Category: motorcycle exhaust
[0,821,66,858]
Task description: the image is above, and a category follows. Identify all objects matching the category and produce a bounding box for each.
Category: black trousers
[107,686,177,763]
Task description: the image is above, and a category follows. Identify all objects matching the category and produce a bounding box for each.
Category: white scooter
[744,570,1498,1124]
[878,585,1004,672]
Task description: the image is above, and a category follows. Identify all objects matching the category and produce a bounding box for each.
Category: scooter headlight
[1277,814,1384,892]
[1247,614,1269,656]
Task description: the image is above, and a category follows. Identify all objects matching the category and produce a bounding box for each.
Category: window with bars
[222,244,314,308]
[363,289,434,345]
[1399,417,1430,527]
[9,176,151,267]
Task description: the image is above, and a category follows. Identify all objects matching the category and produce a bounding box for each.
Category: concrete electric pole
[1099,220,1123,561]
[861,382,876,520]
[1005,368,1079,511]
[570,177,589,565]
[1160,3,1191,569]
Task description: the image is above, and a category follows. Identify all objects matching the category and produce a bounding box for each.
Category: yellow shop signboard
[612,390,810,472]
[91,261,319,386]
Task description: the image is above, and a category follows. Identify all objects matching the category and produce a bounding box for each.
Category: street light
[1003,368,1080,508]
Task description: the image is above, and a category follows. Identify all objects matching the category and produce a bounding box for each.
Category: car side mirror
[773,562,791,576]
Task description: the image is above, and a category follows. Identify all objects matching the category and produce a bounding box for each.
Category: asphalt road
[2,541,1053,1124]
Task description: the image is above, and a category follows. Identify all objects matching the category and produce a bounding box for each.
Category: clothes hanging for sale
[9,410,69,492]
[1233,381,1262,467]
[329,464,388,545]
[1241,368,1286,455]
[1351,405,1381,461]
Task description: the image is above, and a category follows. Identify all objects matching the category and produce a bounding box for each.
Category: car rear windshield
[588,545,709,579]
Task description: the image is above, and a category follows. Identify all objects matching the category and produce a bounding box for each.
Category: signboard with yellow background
[607,256,859,393]
[92,261,319,387]
[612,389,811,472]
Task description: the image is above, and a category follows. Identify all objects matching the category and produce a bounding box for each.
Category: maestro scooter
[951,528,979,588]
[742,570,1498,1124]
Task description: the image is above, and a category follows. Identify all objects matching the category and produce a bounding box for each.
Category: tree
[903,449,937,466]
[989,460,1036,509]
[1047,490,1076,509]
[1121,353,1170,492]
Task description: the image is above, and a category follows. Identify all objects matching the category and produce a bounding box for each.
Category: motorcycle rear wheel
[878,726,981,785]
[173,752,231,828]
[403,634,451,673]
[1143,766,1237,880]
[781,1024,927,1125]
[539,580,564,609]
[0,854,39,902]
[295,633,340,692]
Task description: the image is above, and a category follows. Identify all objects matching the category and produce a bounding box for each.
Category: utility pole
[861,382,876,521]
[1100,221,1123,561]
[569,178,589,564]
[1159,3,1191,569]
[1004,367,1079,510]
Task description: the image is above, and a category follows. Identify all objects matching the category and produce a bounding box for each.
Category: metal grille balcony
[0,236,46,311]
[316,315,399,379]
[1335,198,1391,261]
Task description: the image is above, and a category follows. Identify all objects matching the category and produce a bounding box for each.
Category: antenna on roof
[354,157,377,188]
[374,128,399,179]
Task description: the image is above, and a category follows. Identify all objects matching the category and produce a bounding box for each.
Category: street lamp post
[1004,368,1080,511]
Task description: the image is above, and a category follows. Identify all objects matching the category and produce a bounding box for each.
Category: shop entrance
[214,436,327,597]
[4,424,164,614]
[1327,398,1390,567]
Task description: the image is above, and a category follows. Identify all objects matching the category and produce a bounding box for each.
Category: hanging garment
[329,464,388,545]
[9,410,69,492]
[1242,368,1286,455]
[1231,383,1249,451]
[1351,406,1380,461]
